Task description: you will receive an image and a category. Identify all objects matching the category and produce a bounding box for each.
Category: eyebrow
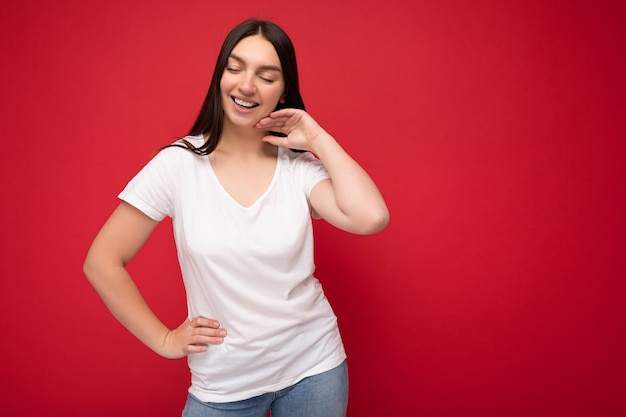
[228,54,282,72]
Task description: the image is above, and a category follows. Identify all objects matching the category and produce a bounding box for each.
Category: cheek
[266,85,285,105]
[219,78,234,106]
[219,72,235,93]
[219,82,228,105]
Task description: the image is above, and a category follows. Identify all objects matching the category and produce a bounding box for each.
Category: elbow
[83,255,98,285]
[370,209,391,234]
[83,251,110,287]
[354,208,390,235]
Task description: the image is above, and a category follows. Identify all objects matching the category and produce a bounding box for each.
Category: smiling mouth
[232,97,259,109]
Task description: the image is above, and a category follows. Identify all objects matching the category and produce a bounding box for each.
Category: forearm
[311,133,389,233]
[84,263,170,357]
[256,108,389,233]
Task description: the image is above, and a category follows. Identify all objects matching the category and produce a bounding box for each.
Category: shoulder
[155,135,206,164]
[279,147,322,167]
[133,135,206,183]
[278,148,329,191]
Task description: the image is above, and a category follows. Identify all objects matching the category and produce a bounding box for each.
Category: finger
[192,316,221,329]
[255,119,286,131]
[190,320,227,341]
[191,332,226,345]
[269,108,298,118]
[187,344,209,353]
[194,326,227,338]
[262,135,289,147]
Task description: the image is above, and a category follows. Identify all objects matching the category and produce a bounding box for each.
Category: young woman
[84,18,389,417]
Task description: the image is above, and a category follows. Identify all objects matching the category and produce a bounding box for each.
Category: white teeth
[234,97,256,108]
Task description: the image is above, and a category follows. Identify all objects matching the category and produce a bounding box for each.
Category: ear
[280,95,286,104]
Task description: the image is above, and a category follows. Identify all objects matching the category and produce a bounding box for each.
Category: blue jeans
[182,360,348,417]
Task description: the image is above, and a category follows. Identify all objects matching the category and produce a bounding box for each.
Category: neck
[218,121,275,156]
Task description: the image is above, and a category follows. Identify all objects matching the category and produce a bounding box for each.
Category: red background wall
[1,0,624,415]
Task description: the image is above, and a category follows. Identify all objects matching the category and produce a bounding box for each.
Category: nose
[239,73,257,95]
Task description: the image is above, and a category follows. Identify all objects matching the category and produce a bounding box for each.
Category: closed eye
[226,66,242,74]
[259,75,276,83]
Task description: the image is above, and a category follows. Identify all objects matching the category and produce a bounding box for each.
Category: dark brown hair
[173,18,305,155]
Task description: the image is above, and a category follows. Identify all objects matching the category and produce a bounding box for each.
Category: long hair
[173,19,305,156]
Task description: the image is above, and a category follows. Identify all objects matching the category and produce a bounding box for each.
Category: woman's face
[220,35,285,128]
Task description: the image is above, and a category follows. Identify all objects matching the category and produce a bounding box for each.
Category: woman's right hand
[85,202,228,359]
[160,317,227,359]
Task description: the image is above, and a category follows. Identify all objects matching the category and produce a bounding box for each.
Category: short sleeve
[295,151,331,197]
[118,150,176,221]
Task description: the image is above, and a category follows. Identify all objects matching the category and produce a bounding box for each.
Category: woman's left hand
[255,109,327,152]
[258,108,389,235]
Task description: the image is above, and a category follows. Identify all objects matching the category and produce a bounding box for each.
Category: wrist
[309,132,335,156]
[153,328,180,359]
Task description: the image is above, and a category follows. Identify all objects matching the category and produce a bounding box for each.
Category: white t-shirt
[118,135,346,402]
